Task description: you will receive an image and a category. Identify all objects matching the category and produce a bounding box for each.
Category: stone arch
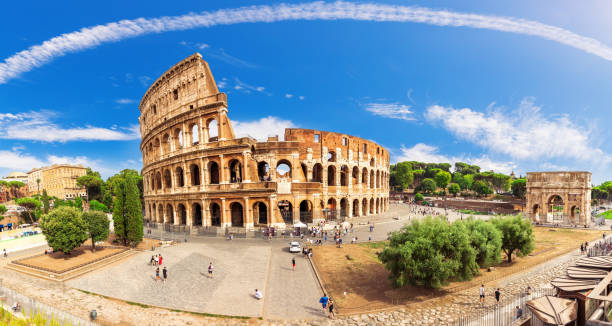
[362,198,368,216]
[548,194,564,221]
[369,198,374,214]
[276,160,292,179]
[209,161,220,184]
[352,167,359,185]
[353,199,360,217]
[162,133,171,153]
[362,168,368,187]
[327,198,337,220]
[370,170,375,188]
[253,201,268,225]
[376,171,380,188]
[370,158,375,167]
[257,161,270,181]
[229,159,243,183]
[210,202,221,226]
[299,200,313,223]
[166,203,174,224]
[192,203,203,226]
[376,198,380,214]
[301,163,308,181]
[175,166,185,187]
[327,151,336,162]
[173,128,183,149]
[340,198,348,217]
[190,163,201,186]
[313,163,323,182]
[230,202,244,227]
[340,165,348,186]
[163,169,172,188]
[278,200,293,224]
[327,166,336,186]
[157,203,164,223]
[155,171,162,190]
[177,203,187,225]
[190,123,199,145]
[207,118,218,141]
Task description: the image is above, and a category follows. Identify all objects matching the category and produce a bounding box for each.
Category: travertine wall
[526,171,591,225]
[139,53,390,229]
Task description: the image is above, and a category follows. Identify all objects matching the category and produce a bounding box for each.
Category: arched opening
[352,167,359,185]
[362,168,368,187]
[327,166,336,186]
[175,167,184,187]
[257,162,270,181]
[155,172,162,190]
[376,171,380,188]
[362,198,367,216]
[162,134,171,153]
[340,198,348,218]
[209,161,219,184]
[210,203,221,226]
[229,159,243,183]
[174,128,183,149]
[532,204,540,217]
[376,198,380,214]
[163,169,172,189]
[327,151,336,162]
[177,204,187,225]
[152,203,156,221]
[166,204,174,224]
[192,203,202,226]
[230,202,244,227]
[253,202,268,225]
[299,200,313,223]
[207,119,218,142]
[312,163,323,182]
[353,199,359,217]
[370,170,375,188]
[370,158,375,167]
[369,198,374,214]
[191,124,199,145]
[278,200,293,224]
[190,164,201,186]
[157,204,163,223]
[340,165,348,186]
[276,160,292,179]
[327,198,337,220]
[548,195,564,221]
[301,163,308,181]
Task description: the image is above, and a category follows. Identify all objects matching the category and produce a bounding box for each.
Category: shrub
[40,207,88,254]
[465,218,502,267]
[414,193,424,202]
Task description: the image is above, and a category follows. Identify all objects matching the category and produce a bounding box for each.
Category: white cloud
[233,116,296,141]
[2,2,612,83]
[425,98,609,162]
[0,150,45,171]
[232,78,267,94]
[198,43,209,49]
[285,93,293,99]
[406,88,416,105]
[365,103,415,121]
[0,110,139,142]
[115,98,135,104]
[298,96,305,101]
[397,143,517,174]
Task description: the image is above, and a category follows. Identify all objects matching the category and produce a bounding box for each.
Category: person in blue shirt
[319,294,329,313]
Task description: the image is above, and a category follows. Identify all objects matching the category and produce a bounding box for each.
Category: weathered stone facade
[139,53,390,229]
[526,171,591,225]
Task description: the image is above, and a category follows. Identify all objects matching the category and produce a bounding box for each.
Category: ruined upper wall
[284,128,389,166]
[138,53,226,141]
[526,171,591,189]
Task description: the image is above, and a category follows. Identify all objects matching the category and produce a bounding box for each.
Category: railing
[452,287,556,326]
[587,237,612,257]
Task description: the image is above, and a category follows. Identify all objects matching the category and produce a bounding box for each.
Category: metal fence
[0,280,96,325]
[452,287,556,326]
[587,236,612,257]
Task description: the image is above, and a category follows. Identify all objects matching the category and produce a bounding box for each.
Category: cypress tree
[42,189,50,213]
[112,174,143,246]
[112,178,127,245]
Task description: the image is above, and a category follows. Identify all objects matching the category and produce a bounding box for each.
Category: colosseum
[139,53,390,233]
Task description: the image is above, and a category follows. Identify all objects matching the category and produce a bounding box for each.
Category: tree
[89,200,109,213]
[40,207,88,254]
[16,197,41,223]
[36,178,41,195]
[82,210,109,252]
[379,217,478,288]
[77,169,104,201]
[102,192,113,211]
[491,215,535,263]
[435,171,452,189]
[414,193,424,202]
[511,178,527,198]
[390,162,414,191]
[0,204,6,220]
[41,189,50,213]
[465,219,502,267]
[472,180,492,196]
[112,172,143,246]
[421,178,437,193]
[7,181,26,198]
[74,197,83,211]
[448,183,461,196]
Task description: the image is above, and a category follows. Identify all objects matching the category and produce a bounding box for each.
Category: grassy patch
[169,309,251,320]
[359,241,387,249]
[457,209,489,215]
[126,301,152,308]
[598,210,612,219]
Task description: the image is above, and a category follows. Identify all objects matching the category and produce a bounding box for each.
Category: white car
[289,241,301,253]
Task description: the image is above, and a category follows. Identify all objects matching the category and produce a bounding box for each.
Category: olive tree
[40,207,88,254]
[491,215,535,263]
[82,210,110,252]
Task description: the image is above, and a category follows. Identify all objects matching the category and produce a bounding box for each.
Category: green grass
[457,209,489,215]
[598,210,612,219]
[359,241,387,249]
[126,301,152,308]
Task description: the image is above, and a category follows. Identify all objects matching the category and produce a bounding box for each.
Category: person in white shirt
[254,289,263,300]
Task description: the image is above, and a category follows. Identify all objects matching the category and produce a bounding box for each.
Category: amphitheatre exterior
[139,53,390,231]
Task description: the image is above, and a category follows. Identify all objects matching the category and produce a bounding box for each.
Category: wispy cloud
[2,2,612,84]
[233,116,296,141]
[299,96,305,101]
[0,111,139,142]
[425,98,609,162]
[285,93,293,98]
[115,98,135,104]
[233,78,267,95]
[179,41,256,68]
[365,102,415,121]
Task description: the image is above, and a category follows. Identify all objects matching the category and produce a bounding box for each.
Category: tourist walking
[319,293,329,313]
[159,254,163,265]
[150,255,155,265]
[208,262,214,278]
[155,267,160,281]
[3,249,6,258]
[515,305,523,320]
[328,298,335,319]
[479,285,485,304]
[292,257,296,271]
[162,266,167,282]
[495,288,501,304]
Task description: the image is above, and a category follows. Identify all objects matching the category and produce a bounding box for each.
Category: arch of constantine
[139,53,390,230]
[526,171,591,226]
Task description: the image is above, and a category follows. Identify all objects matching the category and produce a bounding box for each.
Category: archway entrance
[362,198,367,216]
[177,204,187,225]
[369,198,374,214]
[327,198,337,220]
[353,199,359,217]
[340,198,348,218]
[210,203,221,226]
[253,202,268,225]
[299,200,313,223]
[230,202,244,227]
[192,203,202,226]
[257,162,270,181]
[570,205,579,222]
[229,160,242,183]
[166,204,174,224]
[548,195,564,221]
[278,200,293,224]
[209,162,219,184]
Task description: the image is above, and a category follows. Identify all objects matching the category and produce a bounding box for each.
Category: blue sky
[1,1,611,183]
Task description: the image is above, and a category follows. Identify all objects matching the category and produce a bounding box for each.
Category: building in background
[27,164,87,200]
[1,172,28,184]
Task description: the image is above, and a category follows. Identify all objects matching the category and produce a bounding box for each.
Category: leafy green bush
[40,207,88,254]
[465,219,502,267]
[89,199,109,213]
[491,215,535,263]
[414,193,424,202]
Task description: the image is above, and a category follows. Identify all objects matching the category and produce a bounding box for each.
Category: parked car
[289,241,301,253]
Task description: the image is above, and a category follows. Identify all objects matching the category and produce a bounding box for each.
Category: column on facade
[201,199,209,227]
[198,116,204,145]
[186,204,192,226]
[270,159,277,182]
[307,164,313,183]
[242,151,250,182]
[221,198,228,227]
[292,198,299,224]
[269,196,277,224]
[199,157,205,190]
[219,154,225,184]
[347,199,353,218]
[174,203,180,226]
[244,197,252,227]
[217,110,225,141]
